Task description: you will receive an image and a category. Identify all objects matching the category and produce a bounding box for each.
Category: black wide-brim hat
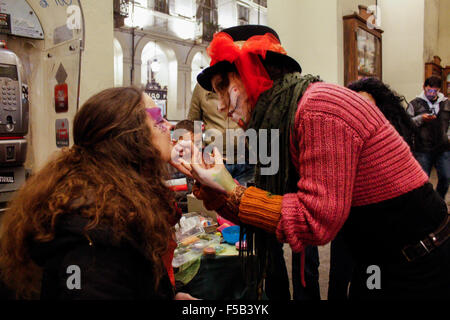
[197,25,302,92]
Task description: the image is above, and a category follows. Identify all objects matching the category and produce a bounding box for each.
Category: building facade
[113,0,267,120]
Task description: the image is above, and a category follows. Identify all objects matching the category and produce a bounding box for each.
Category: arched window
[141,41,169,87]
[191,51,209,92]
[113,38,123,87]
[141,41,170,117]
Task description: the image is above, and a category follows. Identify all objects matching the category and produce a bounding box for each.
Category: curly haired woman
[0,87,195,300]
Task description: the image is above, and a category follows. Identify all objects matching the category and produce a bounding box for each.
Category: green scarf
[240,72,322,299]
[248,72,322,194]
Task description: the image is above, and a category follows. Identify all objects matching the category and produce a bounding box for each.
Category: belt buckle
[402,240,431,262]
[401,216,449,263]
[420,240,431,253]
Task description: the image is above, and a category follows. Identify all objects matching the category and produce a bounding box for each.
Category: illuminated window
[253,0,267,8]
[133,0,147,7]
[198,0,218,41]
[154,0,169,14]
[237,4,249,25]
[191,51,209,92]
[113,0,129,28]
[113,39,123,87]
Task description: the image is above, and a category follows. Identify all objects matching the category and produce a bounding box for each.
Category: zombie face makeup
[212,72,252,129]
[424,86,440,102]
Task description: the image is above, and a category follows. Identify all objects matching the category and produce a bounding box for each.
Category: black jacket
[408,96,450,153]
[29,214,175,300]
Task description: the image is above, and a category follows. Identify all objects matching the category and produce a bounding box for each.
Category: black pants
[292,246,321,300]
[264,239,321,300]
[348,238,450,300]
[341,182,449,300]
[264,237,291,300]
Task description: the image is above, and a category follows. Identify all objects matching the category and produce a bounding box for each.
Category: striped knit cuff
[238,187,283,234]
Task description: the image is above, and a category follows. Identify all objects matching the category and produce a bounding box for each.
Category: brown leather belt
[402,214,450,262]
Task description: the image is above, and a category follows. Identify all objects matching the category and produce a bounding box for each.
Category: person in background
[168,119,198,212]
[174,119,198,141]
[0,87,196,300]
[189,83,255,186]
[407,76,450,200]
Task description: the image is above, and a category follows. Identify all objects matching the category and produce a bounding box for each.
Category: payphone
[0,0,85,210]
[0,48,28,138]
[0,47,28,206]
[0,48,29,137]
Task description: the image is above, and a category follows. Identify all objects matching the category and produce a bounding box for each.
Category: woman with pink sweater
[181,25,449,300]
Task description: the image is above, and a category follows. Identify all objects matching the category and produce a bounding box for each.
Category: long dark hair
[347,78,417,148]
[0,86,176,298]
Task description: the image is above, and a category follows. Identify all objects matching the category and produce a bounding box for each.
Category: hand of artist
[180,143,237,193]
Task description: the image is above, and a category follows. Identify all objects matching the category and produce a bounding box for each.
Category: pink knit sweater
[276,82,429,253]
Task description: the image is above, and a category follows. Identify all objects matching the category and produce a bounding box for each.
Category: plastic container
[221,225,245,245]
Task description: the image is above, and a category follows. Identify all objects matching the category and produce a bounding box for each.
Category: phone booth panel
[0,0,84,206]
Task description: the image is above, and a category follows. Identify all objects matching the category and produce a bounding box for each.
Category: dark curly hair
[347,78,417,148]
